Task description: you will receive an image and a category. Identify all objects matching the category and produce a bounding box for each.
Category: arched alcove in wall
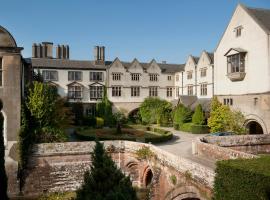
[244,114,267,134]
[142,166,153,187]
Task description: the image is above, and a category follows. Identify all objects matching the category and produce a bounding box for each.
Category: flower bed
[75,125,173,144]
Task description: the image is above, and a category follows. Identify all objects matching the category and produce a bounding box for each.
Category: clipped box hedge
[214,156,270,200]
[191,124,209,134]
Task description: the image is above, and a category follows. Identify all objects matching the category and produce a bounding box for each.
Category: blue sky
[1,0,270,63]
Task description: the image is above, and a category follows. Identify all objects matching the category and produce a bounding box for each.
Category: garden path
[154,127,216,169]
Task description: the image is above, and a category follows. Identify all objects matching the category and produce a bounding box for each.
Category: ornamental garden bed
[74,125,173,143]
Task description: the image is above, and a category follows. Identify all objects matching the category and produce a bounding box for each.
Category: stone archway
[246,121,264,135]
[128,108,140,123]
[142,167,153,187]
[244,114,267,134]
[165,186,202,200]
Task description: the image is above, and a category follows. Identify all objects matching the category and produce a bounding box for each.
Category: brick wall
[9,141,214,199]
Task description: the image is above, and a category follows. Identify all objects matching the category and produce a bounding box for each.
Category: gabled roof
[224,48,247,56]
[243,5,270,34]
[192,56,200,64]
[206,52,214,64]
[114,59,184,73]
[67,81,84,87]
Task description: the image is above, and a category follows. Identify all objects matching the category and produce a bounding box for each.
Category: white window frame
[131,73,140,81]
[187,85,193,96]
[68,85,83,99]
[68,71,82,81]
[167,87,173,97]
[112,73,121,81]
[90,71,103,81]
[200,83,207,96]
[149,86,158,97]
[90,85,104,100]
[131,86,140,97]
[42,70,58,81]
[149,74,158,81]
[112,86,121,97]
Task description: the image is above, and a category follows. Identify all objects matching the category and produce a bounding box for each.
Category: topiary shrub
[191,124,209,134]
[179,122,193,132]
[214,156,270,200]
[173,104,193,130]
[192,104,205,125]
[95,117,104,128]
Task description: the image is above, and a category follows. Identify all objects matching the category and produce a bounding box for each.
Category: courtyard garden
[74,125,173,143]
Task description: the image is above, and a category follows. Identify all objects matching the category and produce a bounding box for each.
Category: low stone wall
[13,141,214,199]
[202,134,270,154]
[193,138,258,161]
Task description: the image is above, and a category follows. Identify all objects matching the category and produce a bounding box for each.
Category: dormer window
[224,48,247,81]
[235,26,242,37]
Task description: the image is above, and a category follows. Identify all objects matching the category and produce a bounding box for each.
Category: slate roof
[29,58,108,70]
[206,52,214,64]
[29,57,184,73]
[192,56,200,64]
[115,60,185,73]
[245,5,270,34]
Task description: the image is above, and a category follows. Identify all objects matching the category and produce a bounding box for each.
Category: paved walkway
[154,127,216,169]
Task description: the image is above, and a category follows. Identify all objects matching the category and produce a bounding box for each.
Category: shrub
[96,88,114,126]
[70,103,84,125]
[136,146,155,160]
[179,122,193,132]
[82,116,96,127]
[170,175,177,185]
[139,97,172,125]
[76,141,137,200]
[192,104,205,125]
[214,156,270,200]
[191,124,209,134]
[208,98,246,134]
[95,117,104,128]
[173,104,193,129]
[37,127,67,143]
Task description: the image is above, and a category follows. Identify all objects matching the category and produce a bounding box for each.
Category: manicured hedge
[214,156,270,200]
[179,123,193,132]
[75,126,173,144]
[191,125,209,134]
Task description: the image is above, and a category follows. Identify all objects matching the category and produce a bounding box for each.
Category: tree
[96,87,114,126]
[114,111,126,134]
[173,104,193,129]
[139,97,172,125]
[192,104,205,125]
[76,141,137,200]
[208,98,246,134]
[26,81,72,142]
[0,100,8,199]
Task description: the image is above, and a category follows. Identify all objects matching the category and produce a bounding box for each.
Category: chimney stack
[94,46,105,65]
[32,43,37,58]
[56,45,62,59]
[42,42,53,58]
[55,44,70,59]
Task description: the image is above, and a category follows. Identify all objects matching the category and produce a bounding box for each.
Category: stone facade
[214,4,270,134]
[9,141,213,200]
[0,26,24,144]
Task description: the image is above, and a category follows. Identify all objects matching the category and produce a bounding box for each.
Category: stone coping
[193,137,259,161]
[33,141,215,188]
[202,134,270,147]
